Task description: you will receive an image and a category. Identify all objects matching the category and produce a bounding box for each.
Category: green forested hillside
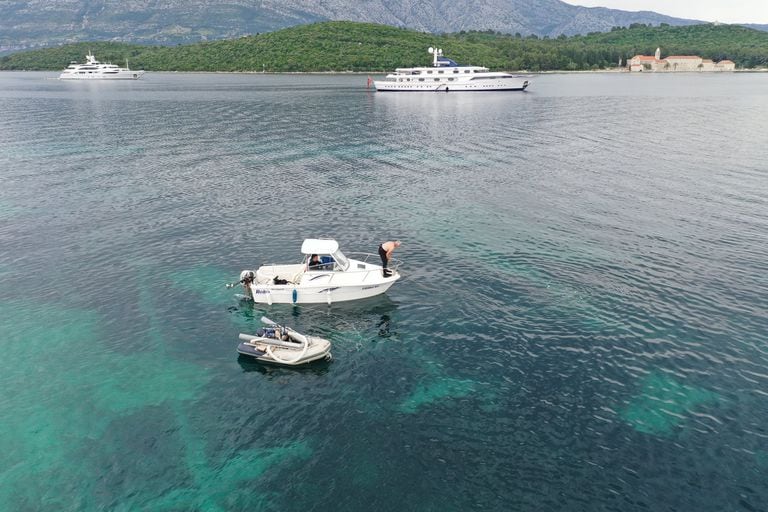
[1,21,766,72]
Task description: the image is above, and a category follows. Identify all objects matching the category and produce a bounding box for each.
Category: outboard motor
[240,270,256,298]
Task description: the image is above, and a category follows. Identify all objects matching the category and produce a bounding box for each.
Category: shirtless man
[378,240,401,277]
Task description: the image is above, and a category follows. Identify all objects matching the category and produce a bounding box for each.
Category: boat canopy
[300,239,350,271]
[301,239,339,255]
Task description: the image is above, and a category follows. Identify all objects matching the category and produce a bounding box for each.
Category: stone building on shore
[629,48,735,72]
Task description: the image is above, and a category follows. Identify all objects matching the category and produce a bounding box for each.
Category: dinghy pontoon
[237,317,332,366]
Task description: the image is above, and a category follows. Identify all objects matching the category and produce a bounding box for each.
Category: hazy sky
[563,1,768,24]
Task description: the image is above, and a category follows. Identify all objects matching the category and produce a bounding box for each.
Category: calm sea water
[1,71,767,511]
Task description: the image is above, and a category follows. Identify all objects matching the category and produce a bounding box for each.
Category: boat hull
[59,72,145,80]
[374,79,529,92]
[249,274,400,304]
[236,339,331,366]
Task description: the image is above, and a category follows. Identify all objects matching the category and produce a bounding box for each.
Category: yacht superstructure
[373,47,530,92]
[59,52,145,80]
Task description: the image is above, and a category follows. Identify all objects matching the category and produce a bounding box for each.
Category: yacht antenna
[428,46,442,67]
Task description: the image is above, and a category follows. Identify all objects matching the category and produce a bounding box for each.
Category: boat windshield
[331,249,349,271]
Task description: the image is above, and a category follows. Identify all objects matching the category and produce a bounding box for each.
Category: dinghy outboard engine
[240,270,255,299]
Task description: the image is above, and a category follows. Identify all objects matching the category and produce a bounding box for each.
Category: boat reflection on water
[287,293,399,318]
[377,314,392,338]
[237,352,333,375]
[284,295,399,341]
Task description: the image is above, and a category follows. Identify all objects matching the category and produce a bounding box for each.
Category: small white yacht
[373,47,530,92]
[59,52,145,80]
[230,238,401,305]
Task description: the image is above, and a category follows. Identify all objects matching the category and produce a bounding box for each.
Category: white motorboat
[230,238,401,304]
[373,47,530,92]
[237,317,332,366]
[59,52,145,80]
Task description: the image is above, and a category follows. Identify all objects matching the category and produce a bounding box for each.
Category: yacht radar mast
[428,47,443,66]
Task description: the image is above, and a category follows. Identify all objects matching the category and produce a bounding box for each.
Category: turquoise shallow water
[1,71,767,511]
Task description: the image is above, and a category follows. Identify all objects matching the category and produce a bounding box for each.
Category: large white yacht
[59,52,145,80]
[373,47,530,92]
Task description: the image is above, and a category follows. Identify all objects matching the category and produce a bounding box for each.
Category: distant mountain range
[1,0,764,54]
